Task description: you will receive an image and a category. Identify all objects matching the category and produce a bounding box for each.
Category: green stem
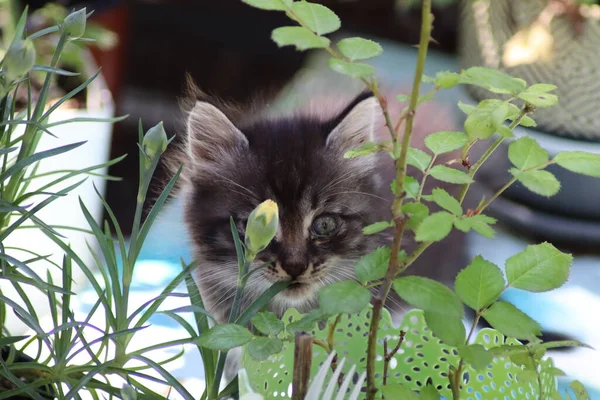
[365,3,433,399]
[458,105,532,205]
[417,154,437,202]
[452,313,481,400]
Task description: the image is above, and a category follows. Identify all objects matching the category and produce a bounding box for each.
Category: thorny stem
[366,2,433,398]
[458,104,533,204]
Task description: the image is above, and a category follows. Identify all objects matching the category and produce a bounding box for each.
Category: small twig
[292,332,313,400]
[383,330,405,386]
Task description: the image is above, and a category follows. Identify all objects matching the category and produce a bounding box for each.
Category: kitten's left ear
[326,95,379,151]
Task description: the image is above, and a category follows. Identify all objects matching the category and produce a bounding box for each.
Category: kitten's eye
[312,215,339,237]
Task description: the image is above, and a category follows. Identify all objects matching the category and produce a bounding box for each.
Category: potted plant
[0,1,121,335]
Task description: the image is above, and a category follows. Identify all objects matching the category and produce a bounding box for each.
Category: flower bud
[2,39,36,81]
[120,384,137,400]
[244,200,279,260]
[142,121,168,159]
[62,8,87,39]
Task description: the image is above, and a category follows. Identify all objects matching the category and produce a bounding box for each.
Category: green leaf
[344,141,380,158]
[482,301,541,340]
[241,0,291,10]
[290,1,341,35]
[271,26,330,50]
[420,384,441,400]
[424,311,466,347]
[403,202,429,231]
[459,66,527,95]
[431,188,462,216]
[396,94,410,102]
[328,58,374,78]
[457,101,475,115]
[424,131,468,155]
[407,147,432,171]
[251,312,284,336]
[434,71,460,89]
[458,344,493,371]
[518,90,558,108]
[508,137,549,170]
[463,99,509,140]
[286,309,329,334]
[404,176,420,199]
[337,37,383,61]
[528,83,557,92]
[355,246,391,284]
[197,324,253,350]
[382,384,419,400]
[247,337,284,361]
[318,280,371,315]
[510,168,560,197]
[554,151,600,178]
[455,256,505,311]
[430,165,473,184]
[393,276,463,317]
[415,211,454,242]
[505,242,572,292]
[569,380,591,400]
[362,221,393,235]
[453,214,496,238]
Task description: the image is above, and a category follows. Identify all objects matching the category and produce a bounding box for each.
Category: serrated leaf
[464,99,510,140]
[407,147,433,171]
[457,101,475,115]
[415,211,454,242]
[431,188,462,216]
[420,383,441,400]
[528,83,557,92]
[286,309,328,334]
[290,1,341,35]
[505,242,572,292]
[271,26,330,50]
[328,58,374,78]
[424,131,468,155]
[247,337,283,361]
[382,385,419,400]
[362,220,393,235]
[520,115,537,127]
[482,301,541,340]
[251,312,284,336]
[241,0,291,10]
[430,165,473,184]
[508,137,549,170]
[510,168,560,197]
[393,276,464,317]
[490,101,509,129]
[455,255,505,311]
[197,324,253,350]
[510,350,536,370]
[554,151,600,178]
[424,311,466,347]
[434,71,460,89]
[355,246,391,284]
[518,90,558,108]
[403,202,430,231]
[460,66,527,95]
[318,280,371,315]
[337,37,383,60]
[496,125,514,138]
[404,176,420,199]
[458,344,493,371]
[344,141,380,158]
[454,214,497,238]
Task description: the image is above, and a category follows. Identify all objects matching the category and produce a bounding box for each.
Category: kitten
[165,83,467,325]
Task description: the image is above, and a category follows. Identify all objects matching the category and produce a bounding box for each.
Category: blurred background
[3,0,600,397]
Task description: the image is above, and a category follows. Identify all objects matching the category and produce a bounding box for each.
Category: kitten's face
[180,93,390,321]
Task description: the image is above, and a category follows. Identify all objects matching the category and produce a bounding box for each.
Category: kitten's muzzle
[281,261,308,279]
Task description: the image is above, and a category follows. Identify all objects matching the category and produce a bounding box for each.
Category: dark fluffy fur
[164,81,466,324]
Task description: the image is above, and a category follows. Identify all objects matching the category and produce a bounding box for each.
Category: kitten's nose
[281,262,307,279]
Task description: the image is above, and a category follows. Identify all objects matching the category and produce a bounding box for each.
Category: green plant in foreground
[187,0,598,399]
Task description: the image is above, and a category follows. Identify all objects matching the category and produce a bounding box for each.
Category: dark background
[27,0,460,234]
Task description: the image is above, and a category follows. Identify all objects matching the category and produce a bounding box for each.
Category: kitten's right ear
[186,101,248,162]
